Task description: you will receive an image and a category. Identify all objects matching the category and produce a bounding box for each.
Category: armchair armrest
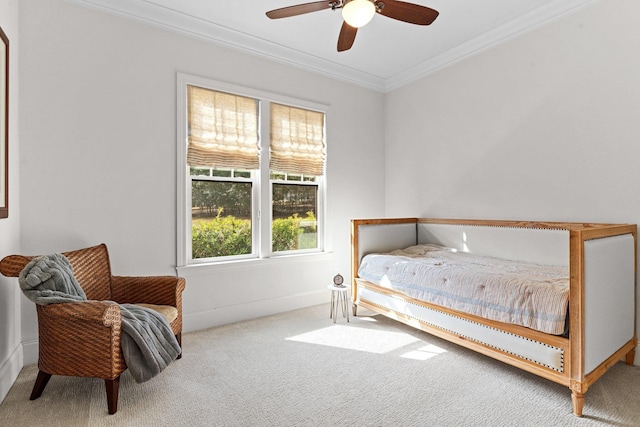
[40,300,121,327]
[37,301,126,379]
[0,254,36,277]
[111,275,186,306]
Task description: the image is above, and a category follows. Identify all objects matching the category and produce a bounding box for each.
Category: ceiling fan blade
[266,1,334,19]
[337,22,358,52]
[376,0,439,25]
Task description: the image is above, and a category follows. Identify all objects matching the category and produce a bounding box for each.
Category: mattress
[358,244,569,335]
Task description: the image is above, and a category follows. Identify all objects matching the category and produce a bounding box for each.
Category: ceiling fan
[266,0,439,52]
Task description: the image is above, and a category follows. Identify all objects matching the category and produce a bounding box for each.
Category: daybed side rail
[417,218,626,230]
[568,224,637,411]
[356,278,570,384]
[351,218,417,304]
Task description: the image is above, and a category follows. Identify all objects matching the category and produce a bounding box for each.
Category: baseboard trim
[22,339,38,367]
[183,290,327,333]
[0,344,24,403]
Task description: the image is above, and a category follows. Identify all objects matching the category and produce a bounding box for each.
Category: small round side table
[328,284,350,323]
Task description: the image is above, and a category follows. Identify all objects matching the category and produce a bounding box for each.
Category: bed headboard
[417,222,569,266]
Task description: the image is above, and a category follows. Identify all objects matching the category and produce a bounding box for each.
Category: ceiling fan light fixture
[342,0,376,28]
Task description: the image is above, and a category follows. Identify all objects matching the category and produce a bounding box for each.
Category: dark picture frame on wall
[0,25,8,219]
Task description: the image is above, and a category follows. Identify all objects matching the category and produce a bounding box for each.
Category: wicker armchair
[0,243,185,414]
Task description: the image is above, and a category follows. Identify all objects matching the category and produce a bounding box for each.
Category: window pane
[191,180,252,258]
[190,167,211,177]
[272,183,318,252]
[233,170,251,179]
[211,169,232,178]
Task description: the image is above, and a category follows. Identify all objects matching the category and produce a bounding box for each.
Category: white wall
[0,0,21,403]
[385,0,640,362]
[18,0,385,363]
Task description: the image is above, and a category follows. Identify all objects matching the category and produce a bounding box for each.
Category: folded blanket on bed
[19,253,181,383]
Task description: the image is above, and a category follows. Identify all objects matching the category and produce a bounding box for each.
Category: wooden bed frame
[351,218,637,416]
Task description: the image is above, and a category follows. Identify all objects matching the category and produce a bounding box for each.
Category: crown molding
[66,0,601,93]
[64,0,386,92]
[384,0,603,91]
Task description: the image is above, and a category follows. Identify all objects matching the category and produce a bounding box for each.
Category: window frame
[176,73,328,267]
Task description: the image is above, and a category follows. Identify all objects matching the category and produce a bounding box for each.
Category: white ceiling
[68,0,599,92]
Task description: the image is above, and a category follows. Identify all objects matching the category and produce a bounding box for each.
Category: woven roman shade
[270,103,325,176]
[187,85,259,169]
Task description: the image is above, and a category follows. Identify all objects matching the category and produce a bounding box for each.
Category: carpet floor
[1,303,639,426]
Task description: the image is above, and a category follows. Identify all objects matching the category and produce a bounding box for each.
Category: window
[177,74,327,265]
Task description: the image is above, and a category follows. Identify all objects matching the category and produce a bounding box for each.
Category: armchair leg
[30,370,52,400]
[105,377,120,415]
[176,333,182,359]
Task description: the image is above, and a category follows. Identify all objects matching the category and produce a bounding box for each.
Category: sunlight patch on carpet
[287,324,425,354]
[401,343,448,361]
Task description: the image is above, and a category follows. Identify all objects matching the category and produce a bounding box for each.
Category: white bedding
[358,245,570,335]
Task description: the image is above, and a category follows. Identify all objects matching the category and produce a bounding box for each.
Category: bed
[351,218,637,416]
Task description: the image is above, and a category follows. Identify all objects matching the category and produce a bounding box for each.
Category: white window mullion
[259,101,271,257]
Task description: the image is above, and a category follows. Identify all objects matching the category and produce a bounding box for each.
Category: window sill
[176,251,333,277]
